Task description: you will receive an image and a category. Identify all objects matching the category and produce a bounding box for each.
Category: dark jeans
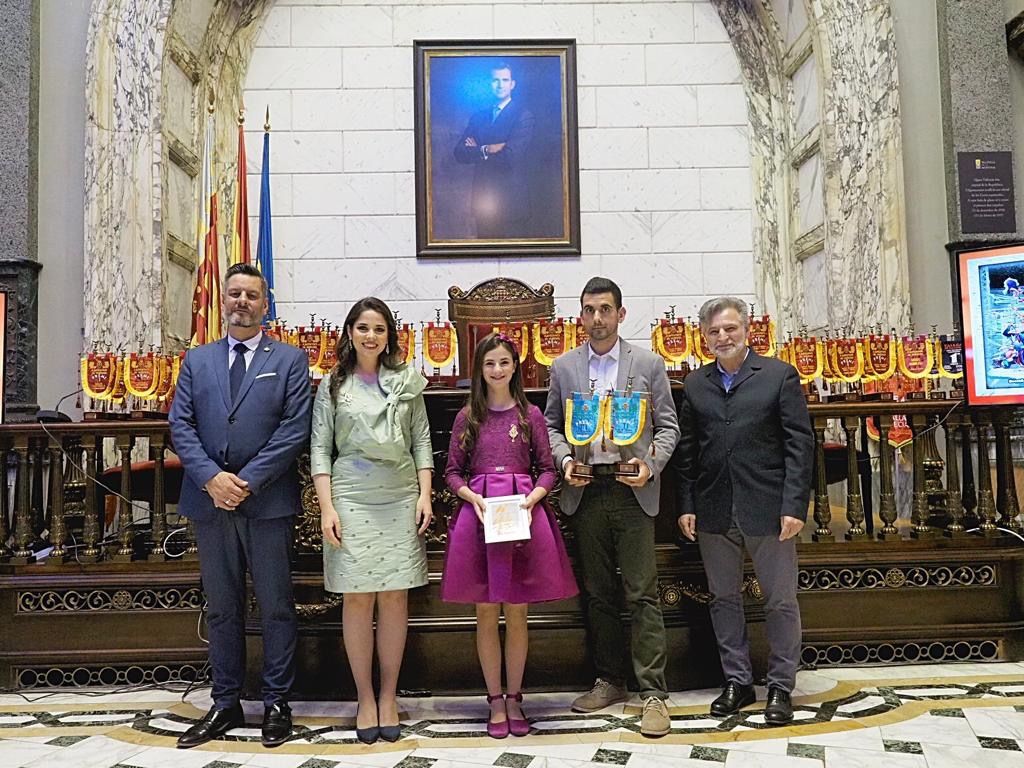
[572,480,668,699]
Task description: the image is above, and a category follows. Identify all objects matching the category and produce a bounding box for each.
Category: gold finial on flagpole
[206,87,215,114]
[237,106,245,126]
[264,106,271,132]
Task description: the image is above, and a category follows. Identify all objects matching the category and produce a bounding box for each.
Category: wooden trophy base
[614,460,640,478]
[822,392,862,403]
[573,463,594,479]
[928,391,948,400]
[131,409,166,420]
[860,391,894,402]
[84,410,130,421]
[905,391,928,401]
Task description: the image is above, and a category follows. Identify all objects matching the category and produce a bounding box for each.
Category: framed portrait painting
[413,39,581,258]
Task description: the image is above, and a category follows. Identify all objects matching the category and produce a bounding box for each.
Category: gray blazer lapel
[616,339,634,391]
[729,349,760,391]
[574,344,591,393]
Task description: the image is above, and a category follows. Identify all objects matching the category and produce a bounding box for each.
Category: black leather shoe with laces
[177,703,245,749]
[261,702,292,747]
[764,686,793,724]
[709,681,756,716]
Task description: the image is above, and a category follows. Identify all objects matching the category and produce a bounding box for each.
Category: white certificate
[483,494,532,544]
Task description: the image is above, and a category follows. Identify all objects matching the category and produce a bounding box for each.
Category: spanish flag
[228,112,251,266]
[256,107,277,321]
[189,108,222,347]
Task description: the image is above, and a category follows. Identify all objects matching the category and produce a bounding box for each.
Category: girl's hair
[329,297,402,399]
[459,333,531,454]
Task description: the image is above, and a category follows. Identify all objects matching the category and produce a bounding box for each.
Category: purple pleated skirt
[440,473,579,604]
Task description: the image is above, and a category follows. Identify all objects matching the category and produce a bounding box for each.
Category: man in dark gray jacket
[676,296,813,725]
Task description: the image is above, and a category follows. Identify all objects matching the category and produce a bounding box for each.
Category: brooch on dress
[338,392,353,406]
[508,423,519,442]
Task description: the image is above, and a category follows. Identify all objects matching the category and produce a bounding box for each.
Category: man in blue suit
[170,263,312,748]
[453,62,535,239]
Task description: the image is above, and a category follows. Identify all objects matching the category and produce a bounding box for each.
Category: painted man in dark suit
[453,62,535,239]
[169,263,312,748]
[675,296,813,725]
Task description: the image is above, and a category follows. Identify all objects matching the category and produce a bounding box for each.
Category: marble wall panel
[697,84,748,126]
[392,6,493,43]
[797,152,824,233]
[271,215,346,260]
[293,89,396,130]
[344,215,416,258]
[595,86,698,127]
[577,45,646,87]
[580,212,653,254]
[245,48,342,89]
[394,171,415,215]
[770,0,810,49]
[578,127,649,169]
[246,130,344,173]
[700,167,753,210]
[246,172,293,216]
[645,43,742,85]
[576,87,598,128]
[496,5,597,43]
[579,170,600,212]
[257,5,291,47]
[648,126,750,168]
[653,210,753,253]
[594,3,694,44]
[290,6,393,47]
[702,251,756,295]
[792,53,819,139]
[597,169,701,212]
[164,62,196,147]
[801,248,828,330]
[343,130,415,173]
[165,162,194,242]
[603,253,703,298]
[342,48,413,89]
[292,172,396,216]
[693,0,730,43]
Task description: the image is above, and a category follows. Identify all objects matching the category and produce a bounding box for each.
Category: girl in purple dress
[441,333,578,738]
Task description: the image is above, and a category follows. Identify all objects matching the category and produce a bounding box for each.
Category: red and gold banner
[494,323,529,362]
[830,337,864,383]
[897,334,934,379]
[692,323,715,364]
[747,316,776,357]
[297,327,325,370]
[790,337,823,383]
[396,325,415,366]
[424,322,457,369]
[534,319,571,366]
[863,334,897,380]
[318,330,340,373]
[124,352,160,399]
[154,355,174,400]
[653,319,691,364]
[574,319,590,349]
[821,338,836,383]
[80,353,120,401]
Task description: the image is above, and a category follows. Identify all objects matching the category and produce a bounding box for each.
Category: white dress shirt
[226,332,262,373]
[587,339,622,464]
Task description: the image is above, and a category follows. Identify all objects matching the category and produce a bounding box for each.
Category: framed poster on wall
[413,39,581,258]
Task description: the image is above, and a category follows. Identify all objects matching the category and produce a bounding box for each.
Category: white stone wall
[242,0,752,344]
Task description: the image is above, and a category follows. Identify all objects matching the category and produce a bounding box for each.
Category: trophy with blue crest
[608,376,649,478]
[564,380,604,479]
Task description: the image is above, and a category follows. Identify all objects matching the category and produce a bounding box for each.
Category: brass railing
[0,398,1020,567]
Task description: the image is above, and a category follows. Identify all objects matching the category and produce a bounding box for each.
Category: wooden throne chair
[447,277,556,387]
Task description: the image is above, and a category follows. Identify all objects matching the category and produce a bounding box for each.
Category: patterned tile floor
[6,663,1024,766]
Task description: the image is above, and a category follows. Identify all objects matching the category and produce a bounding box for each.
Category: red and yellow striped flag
[190,109,222,347]
[229,113,251,266]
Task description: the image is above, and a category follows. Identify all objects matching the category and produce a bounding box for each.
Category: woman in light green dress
[310,297,434,744]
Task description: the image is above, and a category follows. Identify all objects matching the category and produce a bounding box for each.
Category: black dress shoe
[764,686,793,724]
[710,681,756,716]
[378,723,402,742]
[261,702,293,747]
[177,703,245,749]
[355,705,380,744]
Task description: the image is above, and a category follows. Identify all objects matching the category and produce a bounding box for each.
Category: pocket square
[255,372,278,380]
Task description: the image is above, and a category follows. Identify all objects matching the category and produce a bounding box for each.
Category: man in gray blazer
[676,297,813,725]
[170,263,312,748]
[545,276,680,737]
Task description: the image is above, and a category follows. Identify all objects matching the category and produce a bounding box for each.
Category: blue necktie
[492,106,501,122]
[230,342,248,402]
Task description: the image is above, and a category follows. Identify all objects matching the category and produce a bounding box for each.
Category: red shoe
[507,691,529,736]
[486,693,509,739]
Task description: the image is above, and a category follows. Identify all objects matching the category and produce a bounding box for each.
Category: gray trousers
[697,519,801,692]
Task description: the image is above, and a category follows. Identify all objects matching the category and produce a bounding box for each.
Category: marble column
[0,0,41,421]
[939,0,1024,248]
